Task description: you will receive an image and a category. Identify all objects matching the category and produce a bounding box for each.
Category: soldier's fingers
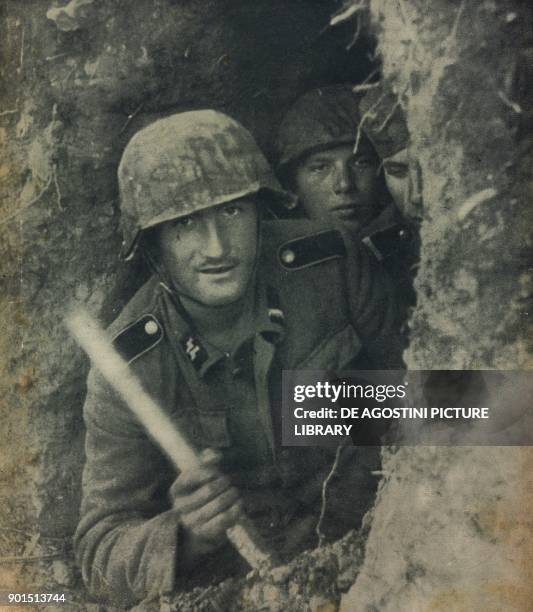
[196,500,245,542]
[179,450,222,493]
[199,448,223,465]
[182,487,241,529]
[172,475,232,514]
[170,465,219,496]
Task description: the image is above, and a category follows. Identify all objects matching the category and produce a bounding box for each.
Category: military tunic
[74,219,397,607]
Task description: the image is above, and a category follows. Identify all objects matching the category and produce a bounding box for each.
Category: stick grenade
[65,307,274,572]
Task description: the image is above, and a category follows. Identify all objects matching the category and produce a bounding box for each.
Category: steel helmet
[118,109,294,260]
[276,84,365,173]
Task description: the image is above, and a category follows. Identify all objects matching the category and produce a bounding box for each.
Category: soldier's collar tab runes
[179,333,209,371]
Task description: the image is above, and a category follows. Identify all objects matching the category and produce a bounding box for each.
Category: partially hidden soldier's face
[156,197,258,307]
[382,148,423,222]
[294,141,381,231]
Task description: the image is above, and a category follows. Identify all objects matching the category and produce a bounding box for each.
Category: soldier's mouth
[333,203,373,220]
[199,263,238,275]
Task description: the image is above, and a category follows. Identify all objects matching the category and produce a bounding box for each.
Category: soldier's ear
[283,163,298,195]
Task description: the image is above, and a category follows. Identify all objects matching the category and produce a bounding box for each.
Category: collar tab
[278,229,346,270]
[179,333,209,371]
[112,314,163,364]
[266,285,285,325]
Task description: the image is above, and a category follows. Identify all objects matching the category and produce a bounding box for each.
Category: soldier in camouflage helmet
[118,110,293,261]
[74,110,396,607]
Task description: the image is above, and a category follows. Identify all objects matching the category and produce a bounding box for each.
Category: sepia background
[1,0,531,609]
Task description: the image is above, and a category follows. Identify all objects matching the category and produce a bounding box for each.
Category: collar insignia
[179,333,208,370]
[268,307,285,324]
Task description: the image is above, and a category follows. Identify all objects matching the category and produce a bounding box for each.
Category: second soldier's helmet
[276,84,364,175]
[118,109,293,260]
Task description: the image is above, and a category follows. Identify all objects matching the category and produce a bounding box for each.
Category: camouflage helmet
[359,83,410,159]
[276,84,365,172]
[118,109,294,260]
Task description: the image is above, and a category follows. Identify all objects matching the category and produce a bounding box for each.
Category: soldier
[276,84,414,264]
[277,85,417,346]
[276,85,380,230]
[358,83,423,225]
[357,83,423,333]
[74,110,394,607]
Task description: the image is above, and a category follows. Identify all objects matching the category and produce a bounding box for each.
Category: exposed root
[330,2,367,28]
[316,441,350,547]
[0,553,64,565]
[353,89,387,155]
[346,15,362,50]
[497,90,522,114]
[119,102,145,135]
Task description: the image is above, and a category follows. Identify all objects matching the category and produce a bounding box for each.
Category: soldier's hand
[170,448,244,570]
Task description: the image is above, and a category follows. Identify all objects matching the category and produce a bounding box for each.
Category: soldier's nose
[333,162,353,193]
[204,219,228,258]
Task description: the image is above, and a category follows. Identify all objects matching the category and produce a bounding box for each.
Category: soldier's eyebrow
[305,153,335,164]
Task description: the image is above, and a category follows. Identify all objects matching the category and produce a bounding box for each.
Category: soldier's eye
[307,161,330,172]
[383,162,409,178]
[175,214,195,228]
[222,205,242,217]
[351,156,376,169]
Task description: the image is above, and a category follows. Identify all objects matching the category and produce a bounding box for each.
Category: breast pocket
[194,411,232,449]
[167,377,233,450]
[296,324,362,371]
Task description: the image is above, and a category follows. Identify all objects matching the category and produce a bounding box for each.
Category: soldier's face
[383,148,423,222]
[156,198,258,307]
[294,142,381,232]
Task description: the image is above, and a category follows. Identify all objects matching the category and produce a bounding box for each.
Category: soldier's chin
[334,215,362,233]
[196,281,247,307]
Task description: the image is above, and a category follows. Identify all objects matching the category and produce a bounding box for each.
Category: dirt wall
[342,1,532,609]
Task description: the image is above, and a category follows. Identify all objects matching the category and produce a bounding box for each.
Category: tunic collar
[158,279,285,379]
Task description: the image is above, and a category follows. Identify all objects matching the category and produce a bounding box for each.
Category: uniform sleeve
[73,368,181,607]
[343,232,404,369]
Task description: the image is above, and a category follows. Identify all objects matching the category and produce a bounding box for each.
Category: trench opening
[2,0,421,608]
[89,3,417,607]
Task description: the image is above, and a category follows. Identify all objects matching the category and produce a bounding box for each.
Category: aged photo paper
[1,1,531,610]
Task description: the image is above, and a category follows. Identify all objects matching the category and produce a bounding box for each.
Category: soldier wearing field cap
[356,83,423,339]
[359,83,423,224]
[74,110,395,607]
